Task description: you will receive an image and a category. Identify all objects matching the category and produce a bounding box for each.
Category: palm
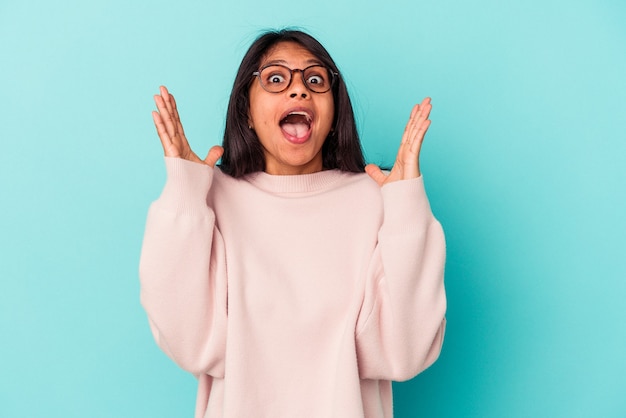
[366,98,432,186]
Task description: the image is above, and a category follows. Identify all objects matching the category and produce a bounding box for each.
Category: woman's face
[248,41,334,175]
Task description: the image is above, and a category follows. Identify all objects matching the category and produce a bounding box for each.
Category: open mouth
[279,110,313,142]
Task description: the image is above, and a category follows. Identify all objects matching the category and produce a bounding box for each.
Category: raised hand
[152,85,223,167]
[365,97,432,186]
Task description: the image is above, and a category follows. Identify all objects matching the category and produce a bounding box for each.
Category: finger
[204,146,224,168]
[407,99,431,141]
[397,105,419,165]
[410,119,431,154]
[170,95,188,141]
[159,86,180,137]
[401,104,421,144]
[402,100,428,145]
[160,85,174,112]
[417,100,432,125]
[414,99,432,134]
[411,105,431,142]
[169,95,198,159]
[154,94,178,140]
[365,164,388,186]
[152,111,178,157]
[405,100,432,147]
[164,88,193,156]
[395,100,431,169]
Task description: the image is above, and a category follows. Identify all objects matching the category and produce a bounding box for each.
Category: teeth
[288,111,311,121]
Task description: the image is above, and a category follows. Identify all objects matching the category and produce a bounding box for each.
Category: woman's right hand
[152,85,223,167]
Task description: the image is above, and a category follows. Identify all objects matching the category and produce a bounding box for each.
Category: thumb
[204,146,224,168]
[365,163,387,187]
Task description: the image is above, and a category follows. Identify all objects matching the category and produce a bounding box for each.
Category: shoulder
[321,172,384,215]
[335,171,382,196]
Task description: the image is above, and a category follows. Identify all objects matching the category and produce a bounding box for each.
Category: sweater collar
[244,169,347,194]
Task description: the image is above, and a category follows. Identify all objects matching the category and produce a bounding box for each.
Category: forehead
[261,41,322,67]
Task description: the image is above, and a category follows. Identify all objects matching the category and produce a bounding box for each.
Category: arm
[355,177,446,381]
[139,87,227,376]
[357,98,446,380]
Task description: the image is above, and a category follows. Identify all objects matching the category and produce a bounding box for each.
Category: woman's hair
[219,29,365,177]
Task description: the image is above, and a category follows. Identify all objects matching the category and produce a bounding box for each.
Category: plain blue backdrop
[1,0,625,416]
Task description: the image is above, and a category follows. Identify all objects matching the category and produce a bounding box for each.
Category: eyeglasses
[252,64,337,94]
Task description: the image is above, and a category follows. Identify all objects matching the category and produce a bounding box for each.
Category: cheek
[322,98,335,129]
[251,105,278,129]
[248,86,270,126]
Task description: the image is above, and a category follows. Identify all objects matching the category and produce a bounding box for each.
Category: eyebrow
[262,58,323,67]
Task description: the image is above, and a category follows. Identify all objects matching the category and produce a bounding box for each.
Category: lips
[279,108,314,144]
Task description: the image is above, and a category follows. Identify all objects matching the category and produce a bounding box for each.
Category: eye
[262,66,289,85]
[267,73,286,84]
[304,66,330,89]
[307,74,325,85]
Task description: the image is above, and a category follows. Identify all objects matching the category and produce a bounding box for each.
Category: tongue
[282,122,309,139]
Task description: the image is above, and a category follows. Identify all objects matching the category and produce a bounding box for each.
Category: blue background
[1,0,625,416]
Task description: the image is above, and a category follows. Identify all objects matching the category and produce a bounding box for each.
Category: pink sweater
[139,157,446,418]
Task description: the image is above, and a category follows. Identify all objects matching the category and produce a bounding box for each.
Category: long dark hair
[219,29,365,177]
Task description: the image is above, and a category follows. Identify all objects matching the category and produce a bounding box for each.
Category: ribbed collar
[244,169,348,194]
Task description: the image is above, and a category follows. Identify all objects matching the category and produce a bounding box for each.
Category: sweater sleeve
[139,157,227,378]
[355,176,446,381]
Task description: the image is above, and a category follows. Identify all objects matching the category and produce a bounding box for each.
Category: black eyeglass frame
[252,64,339,94]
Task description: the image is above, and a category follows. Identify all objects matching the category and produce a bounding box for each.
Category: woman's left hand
[365,97,432,186]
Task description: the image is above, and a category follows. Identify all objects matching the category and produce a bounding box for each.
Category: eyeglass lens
[258,65,331,93]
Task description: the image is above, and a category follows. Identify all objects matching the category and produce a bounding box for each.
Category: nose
[288,70,308,99]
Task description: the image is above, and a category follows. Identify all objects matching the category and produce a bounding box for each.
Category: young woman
[140,29,446,418]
